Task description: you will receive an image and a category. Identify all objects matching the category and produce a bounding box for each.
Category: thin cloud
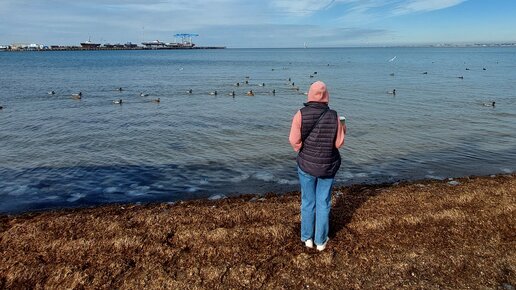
[267,0,467,22]
[336,0,467,23]
[269,0,336,16]
[198,24,389,48]
[102,0,237,12]
[393,0,467,15]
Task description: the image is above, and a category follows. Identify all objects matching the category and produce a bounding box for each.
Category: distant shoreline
[0,46,226,52]
[3,43,516,52]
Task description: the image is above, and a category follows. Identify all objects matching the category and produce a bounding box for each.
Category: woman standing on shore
[289,81,346,251]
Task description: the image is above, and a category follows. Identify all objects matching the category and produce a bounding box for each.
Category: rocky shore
[1,174,514,289]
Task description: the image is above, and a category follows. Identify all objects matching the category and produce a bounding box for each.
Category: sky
[1,0,515,48]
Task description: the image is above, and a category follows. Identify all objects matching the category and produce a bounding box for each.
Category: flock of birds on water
[45,88,161,104]
[0,63,499,111]
[0,74,314,110]
[384,66,495,107]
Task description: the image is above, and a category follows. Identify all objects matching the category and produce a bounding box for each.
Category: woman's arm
[289,110,303,152]
[335,114,346,148]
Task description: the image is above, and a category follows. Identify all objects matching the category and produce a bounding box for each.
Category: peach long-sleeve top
[289,110,346,152]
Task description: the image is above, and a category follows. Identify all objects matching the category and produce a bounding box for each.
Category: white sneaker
[316,238,329,251]
[304,239,314,248]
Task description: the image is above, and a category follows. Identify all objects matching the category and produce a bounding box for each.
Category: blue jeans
[298,167,334,246]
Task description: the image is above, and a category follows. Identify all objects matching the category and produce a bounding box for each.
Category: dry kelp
[1,175,514,289]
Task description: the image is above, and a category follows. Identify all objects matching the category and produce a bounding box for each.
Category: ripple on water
[6,185,29,196]
[45,195,60,200]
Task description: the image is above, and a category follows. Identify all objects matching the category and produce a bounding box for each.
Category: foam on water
[339,171,355,179]
[253,172,275,182]
[67,193,86,203]
[230,174,250,183]
[103,187,118,194]
[425,175,445,181]
[186,187,199,193]
[126,190,146,197]
[277,179,298,185]
[355,173,369,178]
[208,194,226,200]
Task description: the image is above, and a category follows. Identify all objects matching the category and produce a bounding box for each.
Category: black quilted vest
[297,102,341,178]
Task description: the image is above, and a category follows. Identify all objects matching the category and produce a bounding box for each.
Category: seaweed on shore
[0,174,515,289]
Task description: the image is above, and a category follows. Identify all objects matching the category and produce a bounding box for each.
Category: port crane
[174,33,199,46]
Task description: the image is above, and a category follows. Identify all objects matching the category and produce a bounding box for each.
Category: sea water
[1,47,515,213]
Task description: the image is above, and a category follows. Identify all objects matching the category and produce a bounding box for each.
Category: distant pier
[0,33,226,52]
